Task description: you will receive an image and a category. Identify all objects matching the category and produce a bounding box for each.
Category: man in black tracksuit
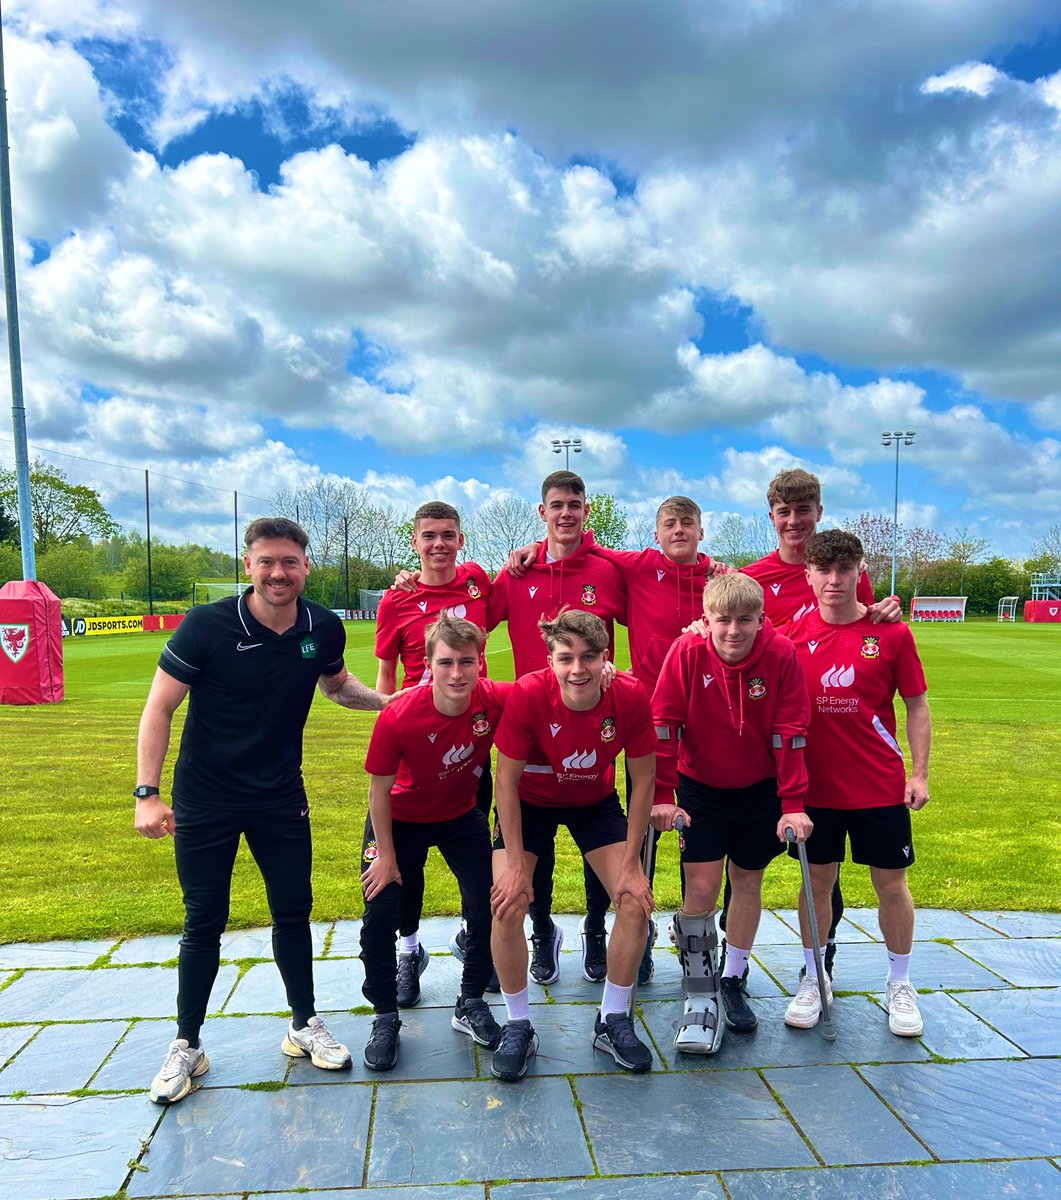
[134,517,387,1104]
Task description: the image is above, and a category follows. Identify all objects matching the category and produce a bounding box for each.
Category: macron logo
[702,674,714,688]
[657,569,666,582]
[561,748,597,771]
[902,845,911,859]
[417,601,428,613]
[442,742,474,767]
[550,723,562,737]
[770,583,782,596]
[529,586,538,598]
[428,733,438,744]
[820,664,855,688]
[808,640,819,654]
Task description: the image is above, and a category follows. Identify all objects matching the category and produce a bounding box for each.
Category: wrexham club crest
[600,716,617,743]
[466,578,482,600]
[0,625,30,664]
[748,677,766,699]
[471,710,491,737]
[581,583,597,606]
[861,636,881,659]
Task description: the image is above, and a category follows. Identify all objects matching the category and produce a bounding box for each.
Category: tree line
[3,461,1060,614]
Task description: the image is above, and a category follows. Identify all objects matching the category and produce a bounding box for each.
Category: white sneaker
[281,1015,352,1069]
[885,980,924,1037]
[149,1039,209,1104]
[784,975,832,1029]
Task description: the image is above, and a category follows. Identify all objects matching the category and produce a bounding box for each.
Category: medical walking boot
[672,909,726,1055]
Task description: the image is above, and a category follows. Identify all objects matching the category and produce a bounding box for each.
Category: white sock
[722,945,750,979]
[887,951,911,984]
[502,988,530,1022]
[398,933,420,955]
[804,948,819,979]
[600,978,633,1017]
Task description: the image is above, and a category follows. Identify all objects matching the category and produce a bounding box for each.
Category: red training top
[487,531,626,678]
[590,545,714,692]
[494,669,656,807]
[787,610,927,810]
[374,562,492,688]
[652,619,811,813]
[743,550,875,632]
[364,678,513,822]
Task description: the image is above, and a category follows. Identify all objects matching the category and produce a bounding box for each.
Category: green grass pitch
[0,619,1058,943]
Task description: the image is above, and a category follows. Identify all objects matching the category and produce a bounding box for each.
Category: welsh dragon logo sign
[0,624,30,664]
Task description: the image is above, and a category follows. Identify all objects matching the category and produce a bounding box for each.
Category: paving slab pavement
[0,909,1058,1199]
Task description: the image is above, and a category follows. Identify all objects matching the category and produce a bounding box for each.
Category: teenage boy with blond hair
[785,530,931,1037]
[489,609,657,1081]
[652,573,811,1051]
[360,614,511,1071]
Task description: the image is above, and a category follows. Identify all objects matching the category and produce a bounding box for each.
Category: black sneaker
[491,1019,538,1081]
[592,1011,652,1073]
[396,944,429,1007]
[529,920,563,985]
[451,996,502,1049]
[579,917,607,982]
[449,927,467,962]
[638,921,657,986]
[363,1013,401,1071]
[720,976,757,1032]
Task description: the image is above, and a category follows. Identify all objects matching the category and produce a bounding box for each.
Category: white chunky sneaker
[281,1015,352,1069]
[149,1039,209,1104]
[784,975,832,1029]
[885,980,924,1037]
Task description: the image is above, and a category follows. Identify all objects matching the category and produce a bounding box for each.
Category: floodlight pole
[551,436,583,470]
[0,10,35,579]
[881,430,916,596]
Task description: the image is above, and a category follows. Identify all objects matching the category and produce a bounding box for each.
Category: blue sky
[3,2,1061,558]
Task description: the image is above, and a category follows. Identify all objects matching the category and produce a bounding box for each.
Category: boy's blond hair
[424,613,486,661]
[655,495,702,525]
[539,607,609,653]
[766,468,821,509]
[703,573,765,616]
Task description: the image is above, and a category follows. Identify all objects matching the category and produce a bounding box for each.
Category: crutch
[785,826,836,1041]
[629,813,685,1019]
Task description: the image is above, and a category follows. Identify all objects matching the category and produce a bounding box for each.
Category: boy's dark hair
[541,470,586,503]
[766,468,822,508]
[244,517,309,552]
[804,529,864,569]
[414,501,461,530]
[539,606,609,653]
[424,613,485,660]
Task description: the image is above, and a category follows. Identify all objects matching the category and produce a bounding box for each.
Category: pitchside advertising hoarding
[61,614,186,636]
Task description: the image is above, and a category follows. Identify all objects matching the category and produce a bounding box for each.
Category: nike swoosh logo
[236,642,263,651]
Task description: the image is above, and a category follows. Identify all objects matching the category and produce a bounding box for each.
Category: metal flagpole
[0,5,36,579]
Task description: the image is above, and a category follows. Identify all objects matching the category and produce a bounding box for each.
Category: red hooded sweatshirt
[651,618,811,813]
[590,545,714,691]
[487,530,627,678]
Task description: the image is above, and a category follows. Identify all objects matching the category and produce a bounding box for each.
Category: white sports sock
[722,945,750,979]
[398,933,420,955]
[804,948,819,979]
[887,951,911,984]
[501,988,530,1022]
[600,978,633,1017]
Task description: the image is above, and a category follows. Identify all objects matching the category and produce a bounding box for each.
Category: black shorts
[793,804,915,871]
[492,792,628,860]
[677,773,786,871]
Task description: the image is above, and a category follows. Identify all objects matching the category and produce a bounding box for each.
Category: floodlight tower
[881,430,916,597]
[551,437,582,470]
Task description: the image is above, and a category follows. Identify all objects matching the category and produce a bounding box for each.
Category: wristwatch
[133,785,161,799]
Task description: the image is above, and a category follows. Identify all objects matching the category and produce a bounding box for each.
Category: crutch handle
[784,826,796,842]
[675,814,686,833]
